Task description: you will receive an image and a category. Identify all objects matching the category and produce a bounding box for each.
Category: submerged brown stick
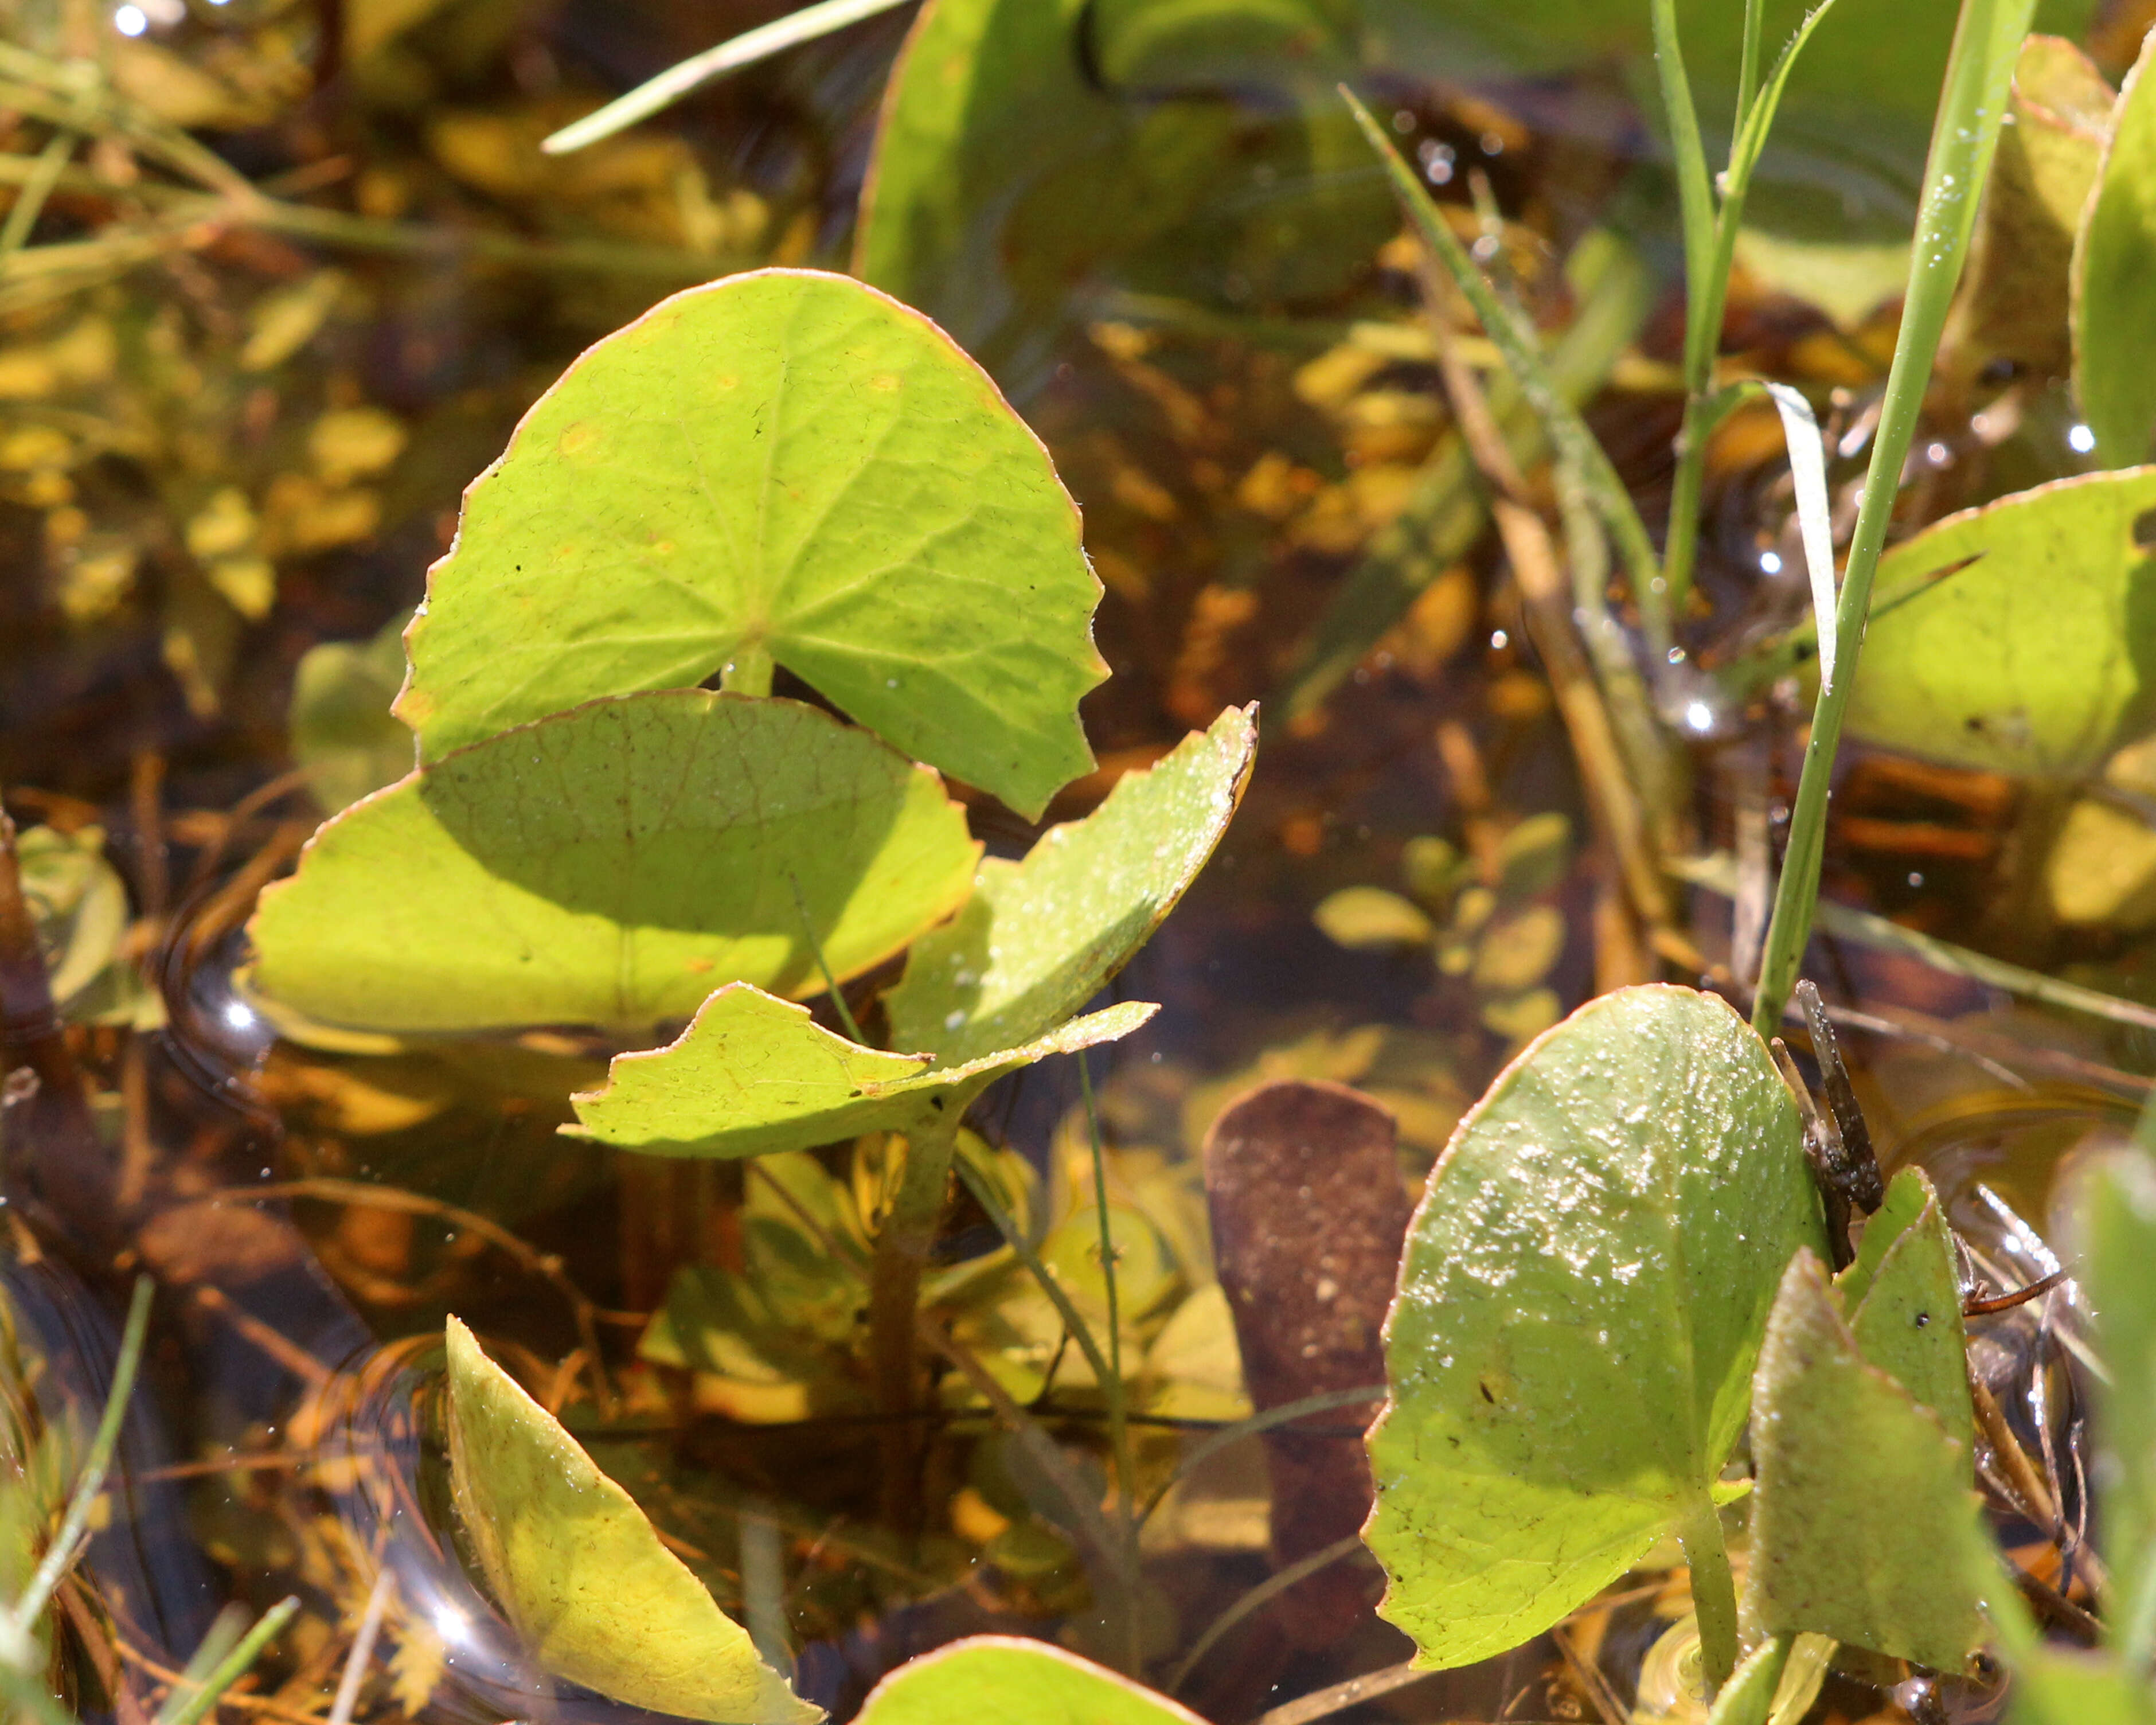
[1204,1079,1411,1649]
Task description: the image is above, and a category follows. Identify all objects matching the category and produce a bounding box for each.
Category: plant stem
[1750,0,2038,1039]
[1076,1055,1132,1508]
[1703,1633,1792,1725]
[1680,1492,1740,1691]
[867,1104,965,1517]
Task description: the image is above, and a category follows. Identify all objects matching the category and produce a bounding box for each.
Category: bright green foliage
[851,1636,1206,1725]
[1742,1251,1990,1671]
[1843,467,2156,778]
[1365,985,1823,1669]
[287,616,413,814]
[567,983,1157,1158]
[2081,1153,2156,1660]
[442,1317,818,1724]
[247,693,978,1033]
[398,268,1104,818]
[1838,1168,1971,1433]
[886,705,1255,1064]
[2075,30,2156,467]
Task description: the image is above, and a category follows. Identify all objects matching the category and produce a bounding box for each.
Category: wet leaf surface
[1845,467,2156,777]
[886,704,1255,1064]
[566,984,1157,1158]
[248,693,978,1033]
[444,1316,819,1723]
[400,268,1104,818]
[1365,985,1822,1669]
[1742,1251,1989,1671]
[851,1636,1205,1724]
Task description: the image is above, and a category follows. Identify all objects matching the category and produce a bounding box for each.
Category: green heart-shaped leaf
[443,1316,819,1723]
[1366,985,1823,1670]
[1743,1251,1990,1672]
[567,982,1157,1158]
[248,692,978,1033]
[885,704,1254,1064]
[398,268,1104,818]
[852,1637,1204,1725]
[1844,467,2156,778]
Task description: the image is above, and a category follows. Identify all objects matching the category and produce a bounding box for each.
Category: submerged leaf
[2075,29,2156,467]
[852,1637,1204,1725]
[885,704,1254,1064]
[13,824,128,1006]
[443,1317,818,1723]
[399,268,1104,818]
[1366,986,1822,1670]
[1743,1252,1989,1671]
[568,983,1158,1158]
[288,616,413,814]
[1843,467,2156,778]
[248,692,978,1033]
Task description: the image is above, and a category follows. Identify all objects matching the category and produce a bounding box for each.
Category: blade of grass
[1735,0,1767,136]
[1,1277,153,1649]
[158,1597,300,1725]
[1671,852,2156,1032]
[1763,383,1839,692]
[1651,0,1717,350]
[1341,88,1671,660]
[0,131,72,255]
[542,0,913,154]
[1751,0,2041,1038]
[1662,0,1844,611]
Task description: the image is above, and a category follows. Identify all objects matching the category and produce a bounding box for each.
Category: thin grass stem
[1751,0,2042,1037]
[157,1597,300,1725]
[1342,88,1671,659]
[542,0,914,155]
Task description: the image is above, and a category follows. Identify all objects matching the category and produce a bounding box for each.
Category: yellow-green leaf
[399,269,1104,818]
[2075,28,2156,466]
[885,705,1253,1064]
[567,983,1158,1158]
[443,1317,819,1723]
[852,1637,1204,1725]
[1366,985,1823,1670]
[248,692,978,1033]
[1743,1251,1989,1671]
[1844,467,2156,778]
